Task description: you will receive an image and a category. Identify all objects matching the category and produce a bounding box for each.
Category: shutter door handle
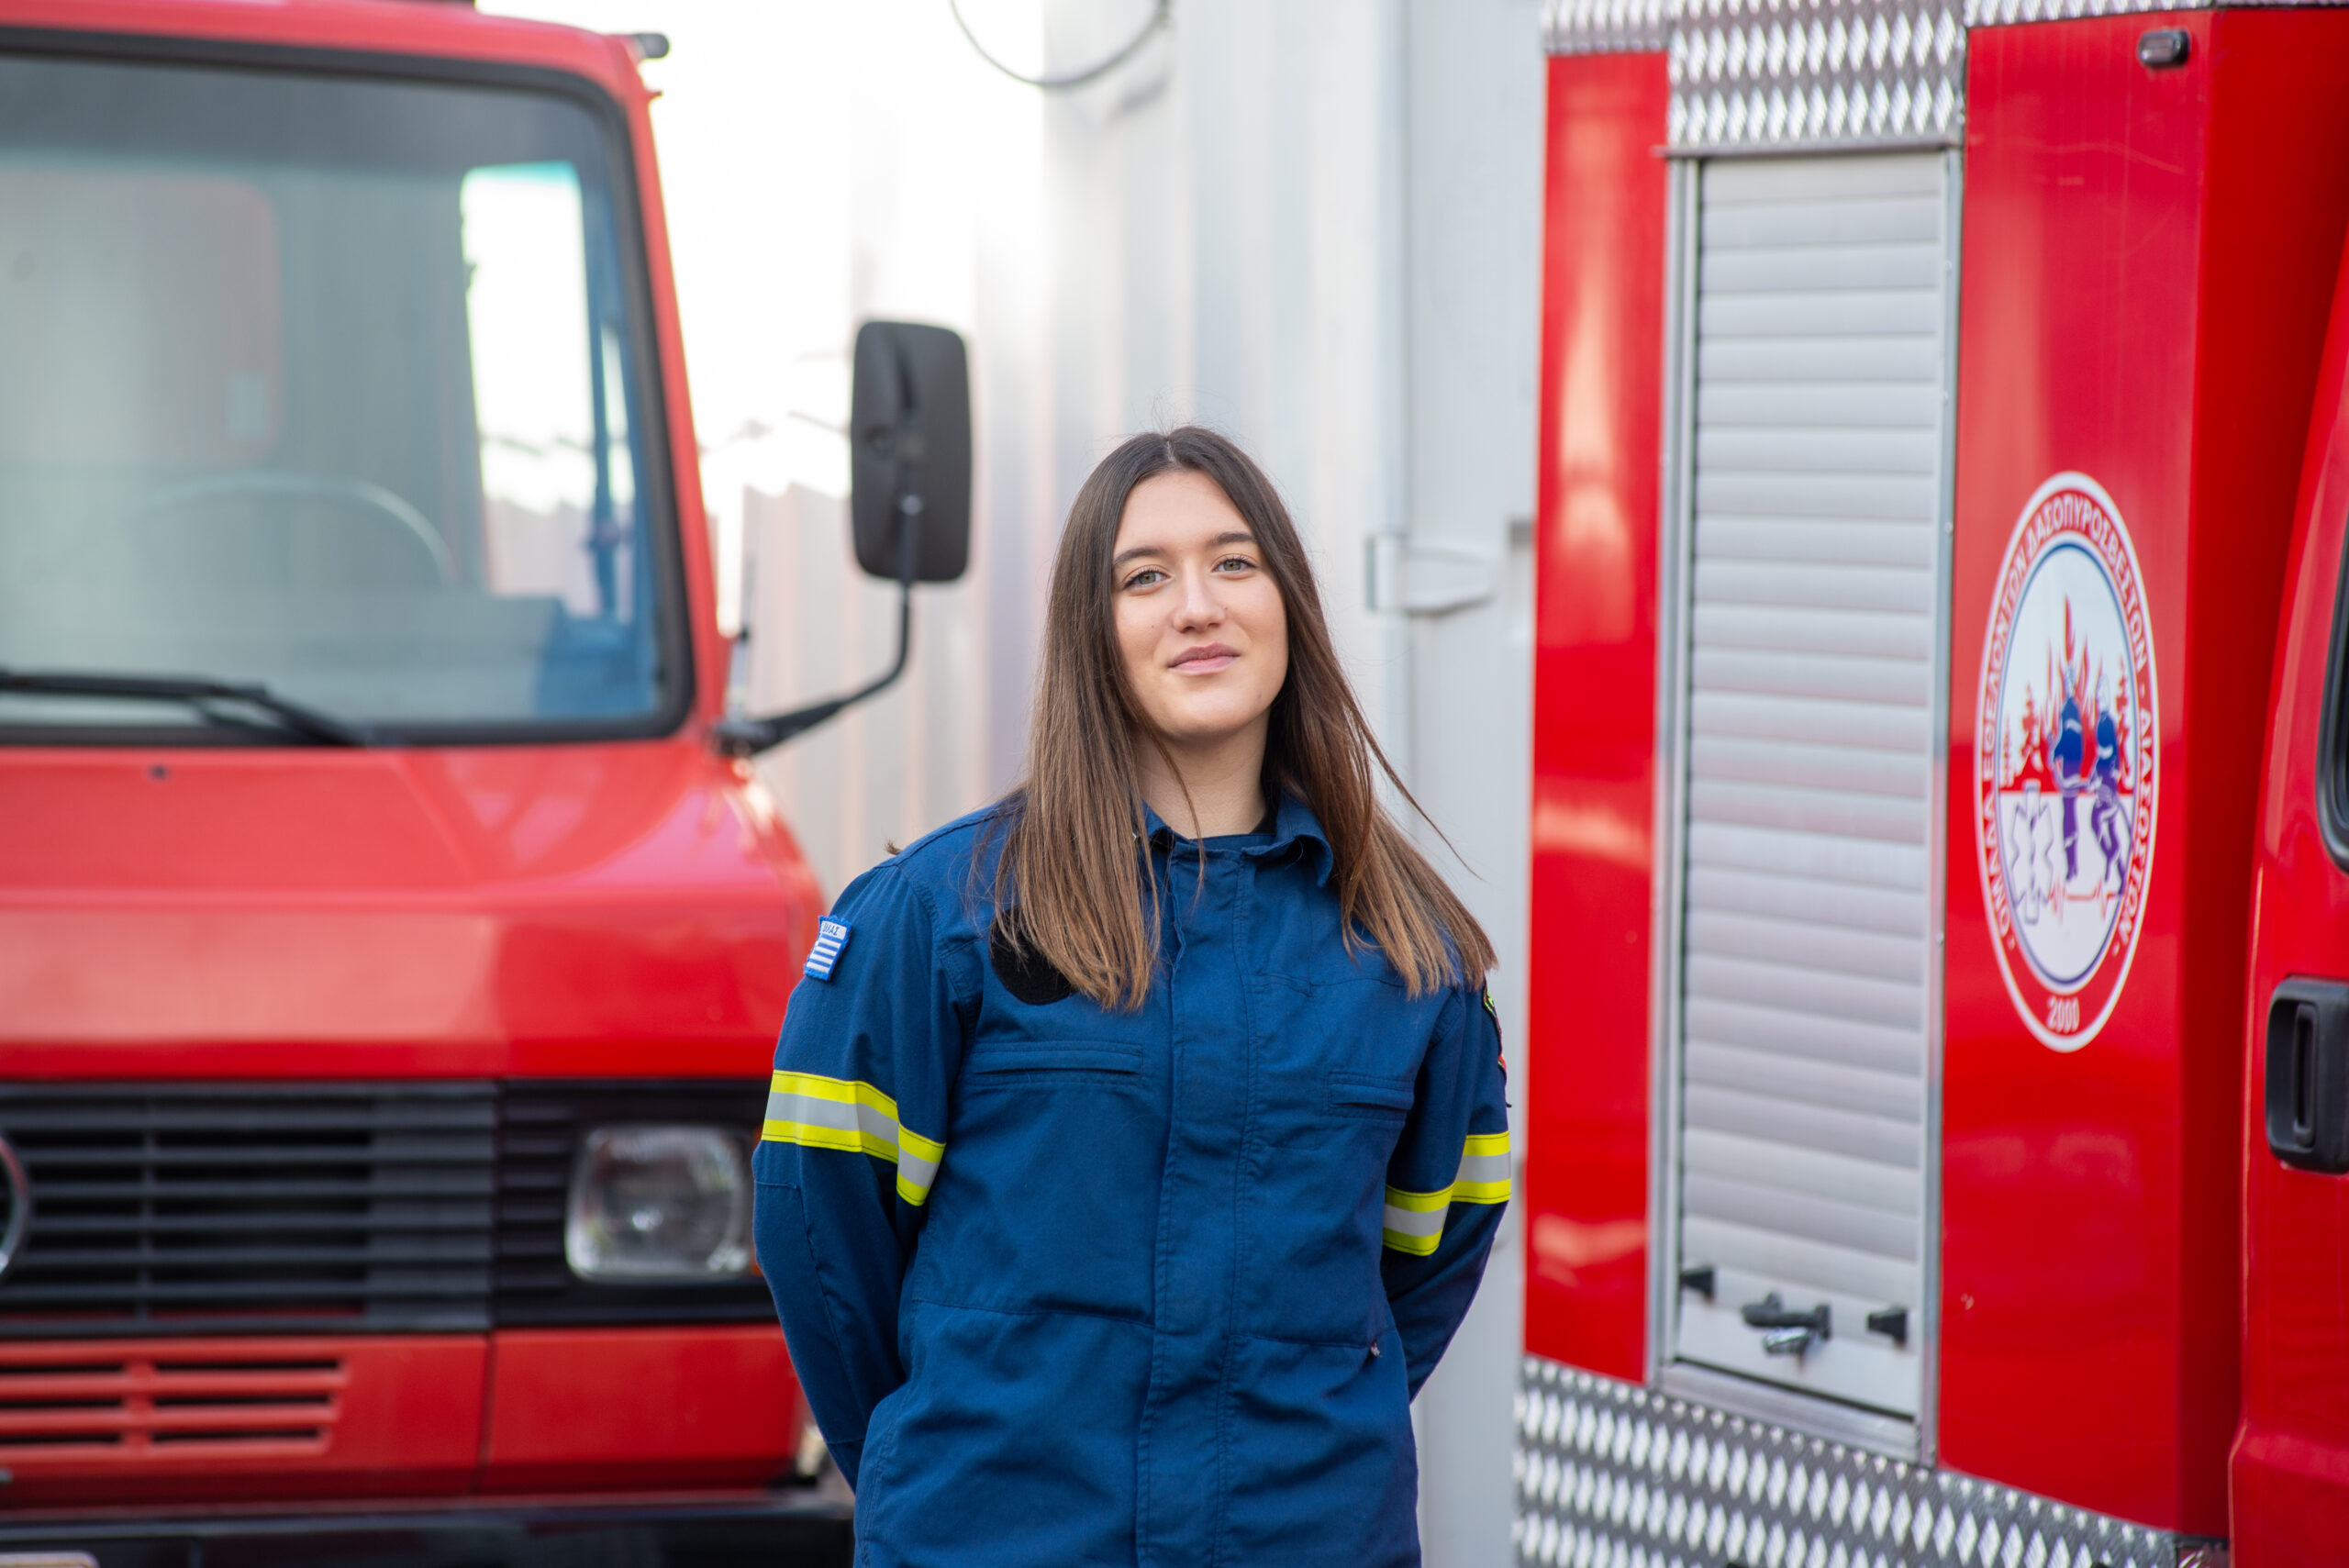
[2265,979,2349,1174]
[1740,1293,1830,1355]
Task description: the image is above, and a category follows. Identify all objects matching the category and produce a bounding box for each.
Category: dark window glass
[2325,528,2349,857]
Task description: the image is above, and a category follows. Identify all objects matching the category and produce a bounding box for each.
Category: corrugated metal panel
[1669,150,1950,1419]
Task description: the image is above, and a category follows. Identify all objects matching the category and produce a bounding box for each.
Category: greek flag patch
[805,918,852,981]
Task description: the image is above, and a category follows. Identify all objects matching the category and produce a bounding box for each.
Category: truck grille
[0,1342,343,1456]
[0,1084,495,1338]
[0,1080,774,1338]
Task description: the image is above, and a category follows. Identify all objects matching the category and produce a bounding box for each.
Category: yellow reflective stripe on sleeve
[894,1124,944,1207]
[760,1119,896,1162]
[1381,1129,1512,1255]
[1380,1186,1447,1256]
[1453,1130,1513,1204]
[762,1070,948,1207]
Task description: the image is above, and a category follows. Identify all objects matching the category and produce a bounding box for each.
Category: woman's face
[1111,470,1289,751]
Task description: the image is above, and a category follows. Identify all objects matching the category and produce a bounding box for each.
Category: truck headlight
[565,1125,752,1281]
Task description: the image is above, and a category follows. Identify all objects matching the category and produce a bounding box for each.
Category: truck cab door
[2234,235,2349,1568]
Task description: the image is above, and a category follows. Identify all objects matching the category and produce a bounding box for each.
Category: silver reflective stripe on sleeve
[1382,1129,1512,1256]
[1381,1189,1450,1256]
[1453,1131,1511,1204]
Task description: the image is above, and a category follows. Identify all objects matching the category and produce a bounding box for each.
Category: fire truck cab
[0,2,961,1560]
[1520,1,2349,1562]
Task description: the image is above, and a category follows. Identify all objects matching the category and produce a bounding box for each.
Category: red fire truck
[0,1,966,1559]
[1520,0,2349,1562]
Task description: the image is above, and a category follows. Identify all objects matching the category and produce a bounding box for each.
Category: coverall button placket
[1140,838,1251,1568]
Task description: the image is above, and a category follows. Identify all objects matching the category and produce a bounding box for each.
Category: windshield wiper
[0,667,375,747]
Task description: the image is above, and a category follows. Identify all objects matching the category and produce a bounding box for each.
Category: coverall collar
[1139,791,1334,886]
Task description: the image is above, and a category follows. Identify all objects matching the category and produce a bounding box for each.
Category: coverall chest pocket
[1324,1068,1415,1121]
[963,1038,1145,1085]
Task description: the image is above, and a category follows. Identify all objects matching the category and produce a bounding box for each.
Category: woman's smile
[1170,642,1239,673]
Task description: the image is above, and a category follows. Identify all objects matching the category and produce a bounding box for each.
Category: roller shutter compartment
[1667,150,1953,1421]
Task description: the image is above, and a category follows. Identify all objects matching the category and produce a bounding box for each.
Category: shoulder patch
[805,918,853,981]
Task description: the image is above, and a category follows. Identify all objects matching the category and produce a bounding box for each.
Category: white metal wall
[1395,6,1544,1562]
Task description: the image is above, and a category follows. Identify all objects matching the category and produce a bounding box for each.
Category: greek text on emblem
[1975,473,2159,1051]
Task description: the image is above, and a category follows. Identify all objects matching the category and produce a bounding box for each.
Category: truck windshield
[0,52,683,741]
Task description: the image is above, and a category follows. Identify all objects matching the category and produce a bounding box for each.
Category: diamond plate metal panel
[1513,1358,2224,1568]
[1546,0,1671,55]
[1669,0,1965,151]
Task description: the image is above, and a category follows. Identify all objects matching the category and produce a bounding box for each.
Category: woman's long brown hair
[987,426,1495,1009]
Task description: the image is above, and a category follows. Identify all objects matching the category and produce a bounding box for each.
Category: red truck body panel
[1524,49,1670,1385]
[482,1327,802,1493]
[2234,165,2349,1568]
[1942,9,2349,1530]
[0,0,824,1511]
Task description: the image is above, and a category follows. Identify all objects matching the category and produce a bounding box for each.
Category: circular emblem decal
[1975,473,2159,1051]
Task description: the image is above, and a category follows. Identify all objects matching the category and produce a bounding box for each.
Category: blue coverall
[752,795,1511,1567]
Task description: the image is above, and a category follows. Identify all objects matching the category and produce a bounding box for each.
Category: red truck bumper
[0,1326,802,1507]
[0,1496,853,1568]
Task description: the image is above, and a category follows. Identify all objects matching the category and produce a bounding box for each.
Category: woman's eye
[1213,556,1256,573]
[1123,568,1167,590]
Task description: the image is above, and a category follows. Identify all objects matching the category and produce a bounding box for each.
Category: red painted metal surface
[0,1335,485,1505]
[1524,50,1669,1382]
[1945,11,2349,1530]
[0,1329,805,1505]
[482,1326,800,1492]
[2233,205,2349,1568]
[0,0,823,1515]
[0,746,820,1077]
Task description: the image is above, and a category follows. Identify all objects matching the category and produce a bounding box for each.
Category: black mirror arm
[713,492,922,758]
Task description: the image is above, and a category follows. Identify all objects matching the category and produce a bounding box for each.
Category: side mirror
[851,320,971,583]
[714,320,974,757]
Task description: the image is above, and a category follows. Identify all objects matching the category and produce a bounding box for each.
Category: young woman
[753,428,1509,1567]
